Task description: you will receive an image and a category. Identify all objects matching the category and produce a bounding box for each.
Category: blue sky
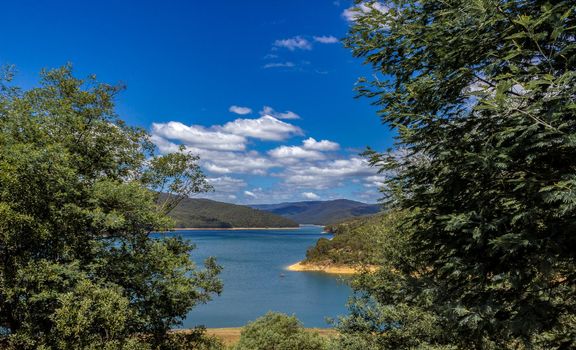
[1,0,395,204]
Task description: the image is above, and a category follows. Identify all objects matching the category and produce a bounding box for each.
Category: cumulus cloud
[364,174,387,188]
[302,192,320,200]
[263,62,296,69]
[229,105,253,115]
[260,106,301,120]
[302,137,339,151]
[151,134,184,154]
[279,157,376,189]
[221,116,303,141]
[151,122,246,151]
[267,137,340,163]
[152,136,279,175]
[152,115,302,154]
[342,1,389,21]
[150,112,384,202]
[204,154,276,175]
[274,36,312,51]
[207,176,247,192]
[313,35,339,44]
[244,190,257,198]
[268,145,325,161]
[195,149,278,175]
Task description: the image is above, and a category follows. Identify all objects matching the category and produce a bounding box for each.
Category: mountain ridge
[164,196,299,228]
[250,199,381,225]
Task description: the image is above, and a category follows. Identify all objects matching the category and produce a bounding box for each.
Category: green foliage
[0,66,222,349]
[305,211,406,266]
[163,196,298,228]
[234,312,329,350]
[340,0,576,349]
[157,329,224,350]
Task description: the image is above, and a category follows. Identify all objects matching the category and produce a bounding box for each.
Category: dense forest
[159,195,298,228]
[304,211,405,266]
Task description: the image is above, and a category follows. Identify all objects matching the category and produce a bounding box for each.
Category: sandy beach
[287,261,378,275]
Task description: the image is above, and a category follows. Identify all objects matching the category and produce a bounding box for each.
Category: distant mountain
[164,196,298,228]
[250,199,381,225]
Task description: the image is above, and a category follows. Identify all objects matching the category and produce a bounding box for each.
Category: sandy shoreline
[286,261,378,275]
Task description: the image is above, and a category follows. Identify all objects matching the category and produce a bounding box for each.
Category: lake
[160,226,352,328]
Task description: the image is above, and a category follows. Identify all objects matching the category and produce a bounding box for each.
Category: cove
[157,226,352,328]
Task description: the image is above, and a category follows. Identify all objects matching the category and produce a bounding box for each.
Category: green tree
[0,65,222,349]
[338,0,576,349]
[234,312,329,350]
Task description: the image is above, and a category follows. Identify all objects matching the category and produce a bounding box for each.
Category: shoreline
[168,226,300,231]
[286,261,378,275]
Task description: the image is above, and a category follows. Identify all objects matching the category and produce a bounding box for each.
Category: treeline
[304,211,405,266]
[163,196,298,228]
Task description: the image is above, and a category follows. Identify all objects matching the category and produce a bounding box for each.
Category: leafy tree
[338,0,576,349]
[0,65,222,349]
[234,312,329,350]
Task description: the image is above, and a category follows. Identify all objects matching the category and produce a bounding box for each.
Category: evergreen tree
[338,1,576,348]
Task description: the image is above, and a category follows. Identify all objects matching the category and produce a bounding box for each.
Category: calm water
[161,226,352,328]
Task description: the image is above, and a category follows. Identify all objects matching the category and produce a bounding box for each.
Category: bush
[234,312,328,350]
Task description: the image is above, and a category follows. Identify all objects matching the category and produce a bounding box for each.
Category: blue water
[162,226,352,328]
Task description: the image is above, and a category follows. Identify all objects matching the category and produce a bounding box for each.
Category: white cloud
[151,136,279,175]
[221,115,302,141]
[204,154,276,175]
[151,134,184,154]
[260,106,301,120]
[263,62,295,69]
[364,174,387,188]
[267,137,339,163]
[279,157,376,189]
[229,105,253,115]
[274,36,312,51]
[207,176,247,192]
[196,149,278,175]
[153,115,302,153]
[244,190,257,198]
[151,122,246,151]
[302,192,320,200]
[268,145,325,161]
[150,112,386,202]
[313,35,339,44]
[342,1,389,22]
[302,137,339,151]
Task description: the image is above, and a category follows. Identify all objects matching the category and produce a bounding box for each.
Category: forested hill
[250,199,380,225]
[304,210,406,266]
[163,196,299,228]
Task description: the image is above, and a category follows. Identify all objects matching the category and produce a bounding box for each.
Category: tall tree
[0,66,222,349]
[338,1,576,349]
